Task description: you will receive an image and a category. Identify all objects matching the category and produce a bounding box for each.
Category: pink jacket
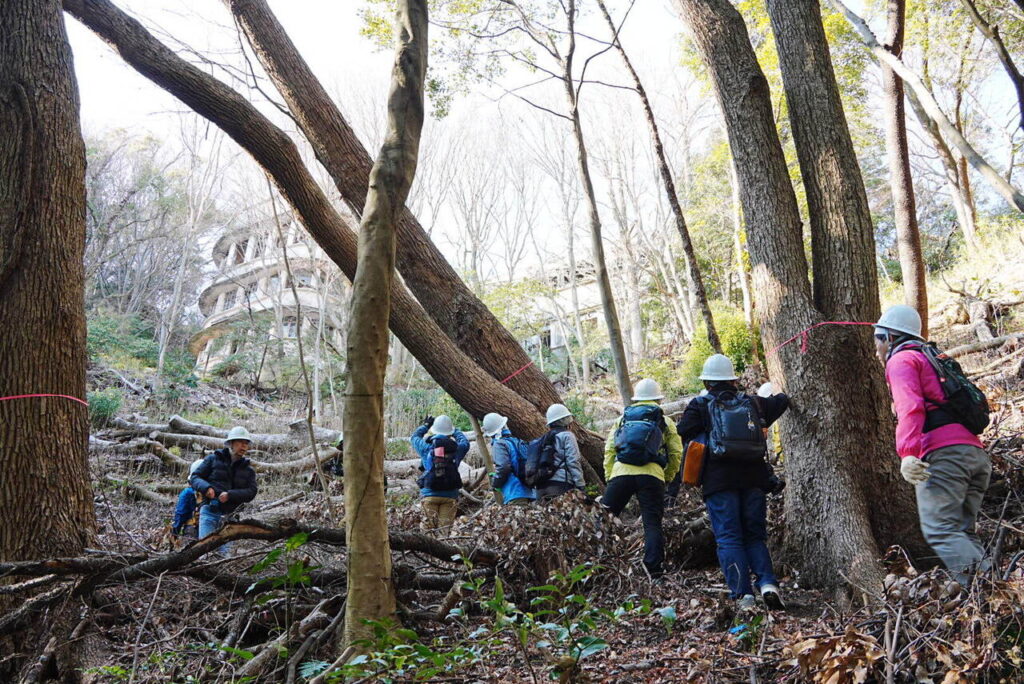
[885,349,983,459]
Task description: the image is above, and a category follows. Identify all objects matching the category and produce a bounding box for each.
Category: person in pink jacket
[874,305,990,584]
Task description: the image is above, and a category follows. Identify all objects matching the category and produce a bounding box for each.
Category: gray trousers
[917,443,991,583]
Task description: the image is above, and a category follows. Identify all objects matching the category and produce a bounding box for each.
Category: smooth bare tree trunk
[223,0,562,412]
[343,0,427,644]
[903,86,978,250]
[674,0,926,593]
[958,0,1024,132]
[827,0,1024,212]
[62,0,609,478]
[0,0,95,563]
[881,0,928,337]
[595,0,721,355]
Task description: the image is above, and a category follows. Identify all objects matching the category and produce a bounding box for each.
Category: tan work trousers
[421,496,457,534]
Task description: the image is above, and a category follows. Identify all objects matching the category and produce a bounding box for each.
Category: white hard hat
[631,378,664,402]
[189,458,204,476]
[481,413,508,437]
[875,305,922,339]
[545,403,572,425]
[225,426,253,443]
[430,415,455,436]
[756,382,776,398]
[699,354,738,381]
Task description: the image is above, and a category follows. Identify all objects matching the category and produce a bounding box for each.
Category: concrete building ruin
[190,220,348,384]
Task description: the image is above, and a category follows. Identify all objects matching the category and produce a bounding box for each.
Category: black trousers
[601,474,666,575]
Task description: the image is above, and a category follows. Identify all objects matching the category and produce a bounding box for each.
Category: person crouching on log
[190,426,259,556]
[874,305,992,585]
[483,412,535,506]
[411,415,469,535]
[677,355,788,611]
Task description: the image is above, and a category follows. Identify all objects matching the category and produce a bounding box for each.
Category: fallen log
[101,476,175,505]
[0,519,498,583]
[946,333,1024,358]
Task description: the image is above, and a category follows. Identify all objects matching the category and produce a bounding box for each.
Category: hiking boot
[737,594,757,612]
[760,584,785,610]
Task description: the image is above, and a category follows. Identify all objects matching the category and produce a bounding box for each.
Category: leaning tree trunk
[595,0,722,355]
[674,0,925,593]
[827,0,1024,213]
[62,0,609,480]
[563,0,632,405]
[343,0,427,645]
[223,0,563,413]
[881,0,928,337]
[0,0,95,564]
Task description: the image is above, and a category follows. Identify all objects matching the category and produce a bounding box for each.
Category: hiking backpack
[417,438,463,491]
[501,436,530,484]
[523,429,561,487]
[613,404,667,467]
[894,341,991,435]
[706,391,768,462]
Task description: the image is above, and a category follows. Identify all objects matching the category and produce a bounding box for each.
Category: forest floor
[7,262,1024,682]
[18,349,1019,683]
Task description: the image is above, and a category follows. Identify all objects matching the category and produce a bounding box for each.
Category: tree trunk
[0,0,95,563]
[595,0,721,355]
[958,0,1024,132]
[342,0,427,644]
[827,0,1024,212]
[903,86,978,250]
[62,0,609,477]
[223,0,563,413]
[881,0,928,337]
[563,1,632,405]
[674,0,926,593]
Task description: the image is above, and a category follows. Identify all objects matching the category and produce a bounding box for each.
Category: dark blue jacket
[190,448,258,514]
[172,487,199,533]
[410,425,469,498]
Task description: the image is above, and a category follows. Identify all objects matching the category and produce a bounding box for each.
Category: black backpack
[893,341,991,435]
[418,437,463,491]
[523,429,562,487]
[613,404,667,467]
[705,391,767,462]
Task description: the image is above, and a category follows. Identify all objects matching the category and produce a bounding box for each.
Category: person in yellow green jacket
[600,378,683,578]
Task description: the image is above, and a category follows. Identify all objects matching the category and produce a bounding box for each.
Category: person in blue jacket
[171,459,205,537]
[410,414,469,533]
[482,412,535,506]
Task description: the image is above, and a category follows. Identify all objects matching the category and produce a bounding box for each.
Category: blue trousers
[199,506,230,557]
[705,488,777,598]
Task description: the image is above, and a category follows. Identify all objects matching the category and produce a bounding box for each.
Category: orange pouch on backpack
[682,441,706,486]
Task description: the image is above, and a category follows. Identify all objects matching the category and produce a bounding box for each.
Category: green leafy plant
[88,387,123,427]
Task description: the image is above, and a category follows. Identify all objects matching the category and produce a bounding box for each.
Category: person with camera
[677,355,789,611]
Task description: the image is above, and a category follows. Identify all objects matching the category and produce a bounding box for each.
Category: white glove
[757,382,776,398]
[900,457,930,485]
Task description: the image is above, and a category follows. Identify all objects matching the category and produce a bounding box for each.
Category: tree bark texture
[563,0,632,405]
[342,0,427,644]
[0,0,95,562]
[594,0,721,355]
[881,0,928,337]
[827,0,1024,212]
[62,0,609,479]
[673,0,926,592]
[222,0,561,414]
